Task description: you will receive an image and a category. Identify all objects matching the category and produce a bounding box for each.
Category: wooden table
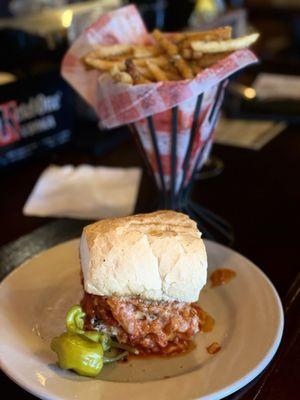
[0,128,299,399]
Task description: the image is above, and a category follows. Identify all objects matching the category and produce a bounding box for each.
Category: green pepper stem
[110,340,139,355]
[103,351,129,363]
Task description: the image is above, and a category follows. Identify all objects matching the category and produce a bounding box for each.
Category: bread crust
[80,210,207,302]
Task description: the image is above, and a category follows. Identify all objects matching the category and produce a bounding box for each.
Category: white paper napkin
[23,164,142,219]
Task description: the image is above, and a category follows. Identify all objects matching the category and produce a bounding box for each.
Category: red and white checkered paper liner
[61,5,257,191]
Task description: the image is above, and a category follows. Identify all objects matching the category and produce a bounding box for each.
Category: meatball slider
[80,210,207,355]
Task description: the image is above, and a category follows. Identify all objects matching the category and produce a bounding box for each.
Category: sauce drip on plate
[210,269,236,287]
[195,307,215,333]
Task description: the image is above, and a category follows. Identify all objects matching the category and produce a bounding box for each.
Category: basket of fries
[62,5,258,242]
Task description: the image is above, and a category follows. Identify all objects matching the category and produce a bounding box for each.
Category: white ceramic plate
[0,239,283,400]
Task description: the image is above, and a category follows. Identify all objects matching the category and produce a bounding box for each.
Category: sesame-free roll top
[80,210,207,303]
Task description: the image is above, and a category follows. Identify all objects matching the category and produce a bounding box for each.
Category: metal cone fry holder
[131,81,234,244]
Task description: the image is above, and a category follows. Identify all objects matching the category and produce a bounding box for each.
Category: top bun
[80,210,207,302]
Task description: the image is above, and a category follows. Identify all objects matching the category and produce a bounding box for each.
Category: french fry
[187,26,232,39]
[189,51,205,60]
[171,55,194,79]
[165,70,182,81]
[161,62,180,75]
[171,26,232,44]
[84,57,126,71]
[166,32,186,42]
[91,43,132,58]
[189,61,204,76]
[134,55,170,68]
[125,59,151,84]
[110,65,133,84]
[180,48,204,60]
[179,26,232,48]
[84,50,101,59]
[136,66,155,81]
[181,48,227,61]
[159,62,182,80]
[181,47,193,59]
[132,45,162,58]
[145,60,168,81]
[191,33,259,53]
[116,72,133,84]
[152,29,179,56]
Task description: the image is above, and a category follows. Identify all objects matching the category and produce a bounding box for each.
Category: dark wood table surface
[0,127,299,399]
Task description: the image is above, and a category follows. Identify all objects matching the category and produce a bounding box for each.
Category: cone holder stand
[131,81,234,245]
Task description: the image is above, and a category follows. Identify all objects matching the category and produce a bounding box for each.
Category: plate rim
[0,239,284,400]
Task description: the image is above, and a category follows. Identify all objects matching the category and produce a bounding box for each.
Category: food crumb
[206,342,221,355]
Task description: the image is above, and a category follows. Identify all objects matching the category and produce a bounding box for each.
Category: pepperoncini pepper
[66,305,85,334]
[51,332,103,377]
[65,305,111,351]
[83,331,111,351]
[51,305,130,377]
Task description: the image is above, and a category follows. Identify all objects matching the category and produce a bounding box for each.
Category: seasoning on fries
[82,27,259,85]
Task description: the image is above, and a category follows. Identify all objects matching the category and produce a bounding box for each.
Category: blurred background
[1,0,300,245]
